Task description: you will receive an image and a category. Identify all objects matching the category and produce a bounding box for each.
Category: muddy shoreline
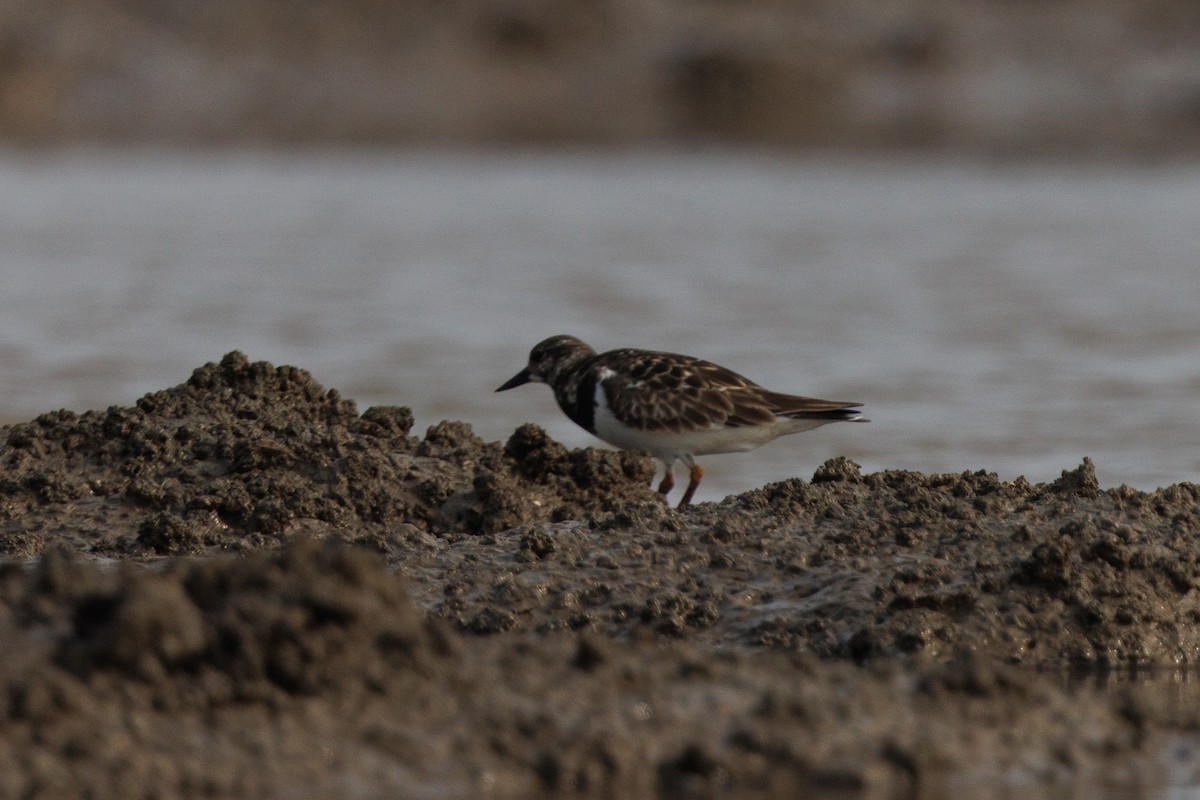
[4,1,1200,155]
[2,353,1198,797]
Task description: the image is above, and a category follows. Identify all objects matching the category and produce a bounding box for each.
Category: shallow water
[1,150,1197,501]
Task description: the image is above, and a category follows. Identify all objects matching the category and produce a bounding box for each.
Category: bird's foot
[677,464,703,508]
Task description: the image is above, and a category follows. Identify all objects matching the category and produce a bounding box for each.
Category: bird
[496,335,867,507]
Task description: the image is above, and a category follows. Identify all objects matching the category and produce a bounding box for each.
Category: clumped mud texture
[0,351,657,558]
[0,541,1169,799]
[1,353,1199,797]
[398,457,1200,669]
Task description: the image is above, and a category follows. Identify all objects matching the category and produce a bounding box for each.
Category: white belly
[591,389,830,460]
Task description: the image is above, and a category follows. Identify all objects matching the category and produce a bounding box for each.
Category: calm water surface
[1,150,1198,500]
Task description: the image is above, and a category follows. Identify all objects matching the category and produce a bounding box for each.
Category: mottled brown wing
[596,350,778,432]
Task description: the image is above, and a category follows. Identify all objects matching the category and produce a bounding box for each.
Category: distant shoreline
[3,0,1199,156]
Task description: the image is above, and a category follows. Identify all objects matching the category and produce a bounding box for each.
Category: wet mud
[2,353,1198,798]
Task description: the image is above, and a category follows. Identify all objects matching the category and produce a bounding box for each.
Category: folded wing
[599,350,854,433]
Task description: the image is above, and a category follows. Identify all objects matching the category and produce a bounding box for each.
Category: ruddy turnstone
[496,335,867,507]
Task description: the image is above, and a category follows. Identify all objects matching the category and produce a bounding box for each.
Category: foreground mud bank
[0,540,1181,800]
[2,354,1198,797]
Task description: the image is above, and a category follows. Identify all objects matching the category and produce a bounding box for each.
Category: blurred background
[1,0,1198,500]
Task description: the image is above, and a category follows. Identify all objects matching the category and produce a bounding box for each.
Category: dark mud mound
[725,459,1200,667]
[2,352,1198,670]
[49,541,451,698]
[0,352,657,557]
[0,542,1164,800]
[401,458,1200,668]
[0,353,1196,797]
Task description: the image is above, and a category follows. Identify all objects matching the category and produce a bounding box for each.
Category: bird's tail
[763,391,868,423]
[788,408,869,423]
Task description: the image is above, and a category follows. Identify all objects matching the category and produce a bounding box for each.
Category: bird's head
[496,335,597,392]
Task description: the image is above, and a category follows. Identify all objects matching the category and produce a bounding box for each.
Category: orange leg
[656,468,675,496]
[678,464,703,508]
